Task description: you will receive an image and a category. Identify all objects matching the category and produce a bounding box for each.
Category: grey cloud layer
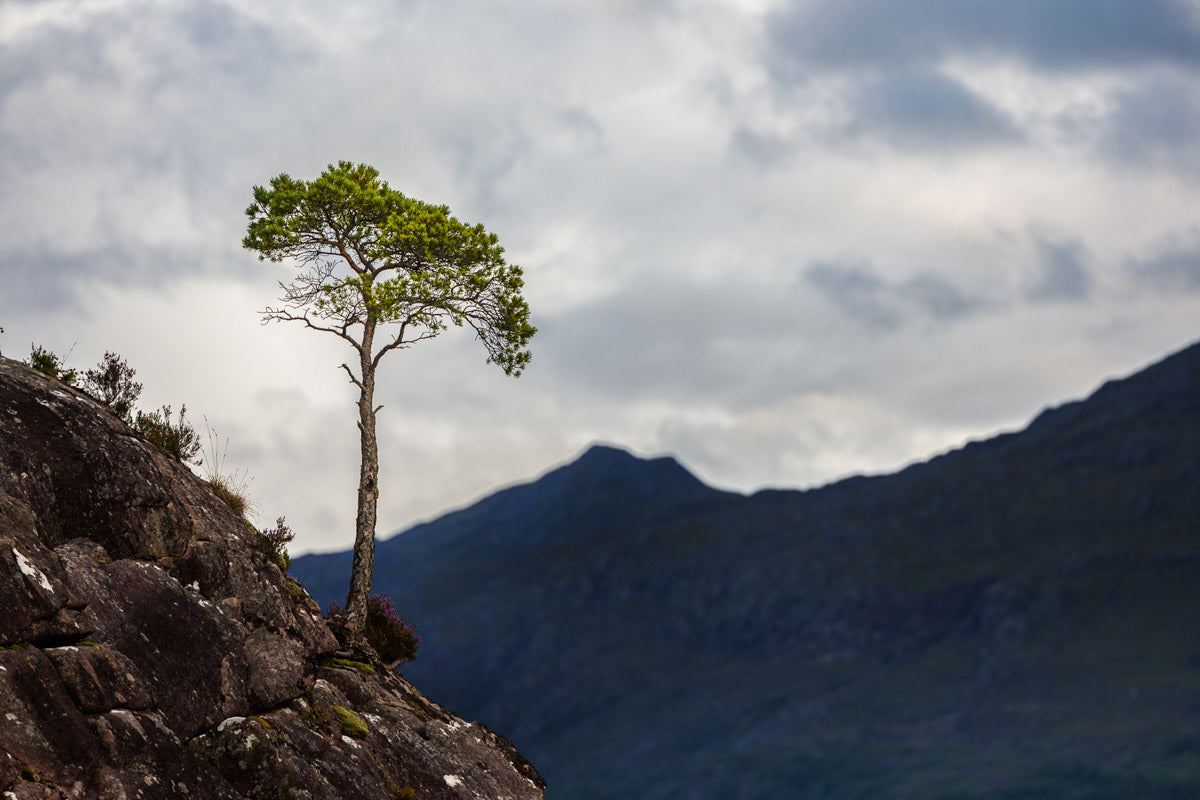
[843,70,1023,150]
[1026,237,1092,303]
[805,260,982,329]
[759,0,1200,159]
[1100,71,1200,173]
[3,0,1200,552]
[1128,234,1200,291]
[767,0,1200,72]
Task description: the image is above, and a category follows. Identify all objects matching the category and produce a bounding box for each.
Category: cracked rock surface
[0,357,544,799]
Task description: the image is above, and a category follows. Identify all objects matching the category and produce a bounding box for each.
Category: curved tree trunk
[344,323,380,636]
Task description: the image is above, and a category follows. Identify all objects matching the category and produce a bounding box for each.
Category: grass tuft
[207,475,251,517]
[201,416,257,518]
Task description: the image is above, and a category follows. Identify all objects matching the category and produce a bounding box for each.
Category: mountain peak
[377,443,732,556]
[567,442,645,474]
[575,441,639,463]
[541,442,725,513]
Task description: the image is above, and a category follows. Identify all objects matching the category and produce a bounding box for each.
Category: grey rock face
[0,357,544,799]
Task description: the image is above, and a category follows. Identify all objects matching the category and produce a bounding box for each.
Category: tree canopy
[244,161,534,379]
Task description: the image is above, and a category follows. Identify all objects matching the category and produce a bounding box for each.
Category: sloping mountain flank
[293,339,1200,799]
[0,355,544,800]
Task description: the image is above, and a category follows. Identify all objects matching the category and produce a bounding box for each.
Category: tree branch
[263,305,361,350]
[339,362,365,391]
[370,316,443,371]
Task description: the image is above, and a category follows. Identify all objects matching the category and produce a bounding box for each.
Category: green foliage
[243,160,536,376]
[256,516,294,573]
[80,351,142,423]
[396,786,417,800]
[23,346,205,468]
[26,345,76,384]
[332,705,369,739]
[134,404,202,464]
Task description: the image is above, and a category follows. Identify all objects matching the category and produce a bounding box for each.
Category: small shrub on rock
[134,404,202,464]
[365,594,421,666]
[26,345,76,384]
[20,344,214,470]
[328,594,420,667]
[80,351,142,423]
[256,516,294,573]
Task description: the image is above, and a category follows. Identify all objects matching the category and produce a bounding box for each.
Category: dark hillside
[293,339,1200,799]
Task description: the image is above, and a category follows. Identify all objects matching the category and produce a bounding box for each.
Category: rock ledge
[0,356,544,800]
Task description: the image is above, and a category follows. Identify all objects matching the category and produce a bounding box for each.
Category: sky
[3,0,1200,556]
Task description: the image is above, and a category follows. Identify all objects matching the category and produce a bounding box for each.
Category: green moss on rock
[330,658,376,675]
[333,705,369,739]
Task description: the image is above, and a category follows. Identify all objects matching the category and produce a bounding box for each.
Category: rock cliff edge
[0,356,544,800]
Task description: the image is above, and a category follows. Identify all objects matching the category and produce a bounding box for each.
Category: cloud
[1025,236,1092,302]
[760,1,1200,158]
[900,272,981,319]
[804,259,983,328]
[731,126,798,167]
[533,274,818,406]
[841,70,1022,150]
[0,1,291,301]
[767,0,1200,76]
[1127,234,1200,291]
[804,260,901,329]
[1098,71,1200,173]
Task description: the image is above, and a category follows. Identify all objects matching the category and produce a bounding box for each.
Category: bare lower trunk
[344,331,379,636]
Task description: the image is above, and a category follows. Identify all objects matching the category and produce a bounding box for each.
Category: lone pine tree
[244,161,535,635]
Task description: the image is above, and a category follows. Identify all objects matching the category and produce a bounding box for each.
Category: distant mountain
[292,340,1200,799]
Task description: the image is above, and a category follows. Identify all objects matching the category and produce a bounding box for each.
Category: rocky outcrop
[0,356,544,800]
